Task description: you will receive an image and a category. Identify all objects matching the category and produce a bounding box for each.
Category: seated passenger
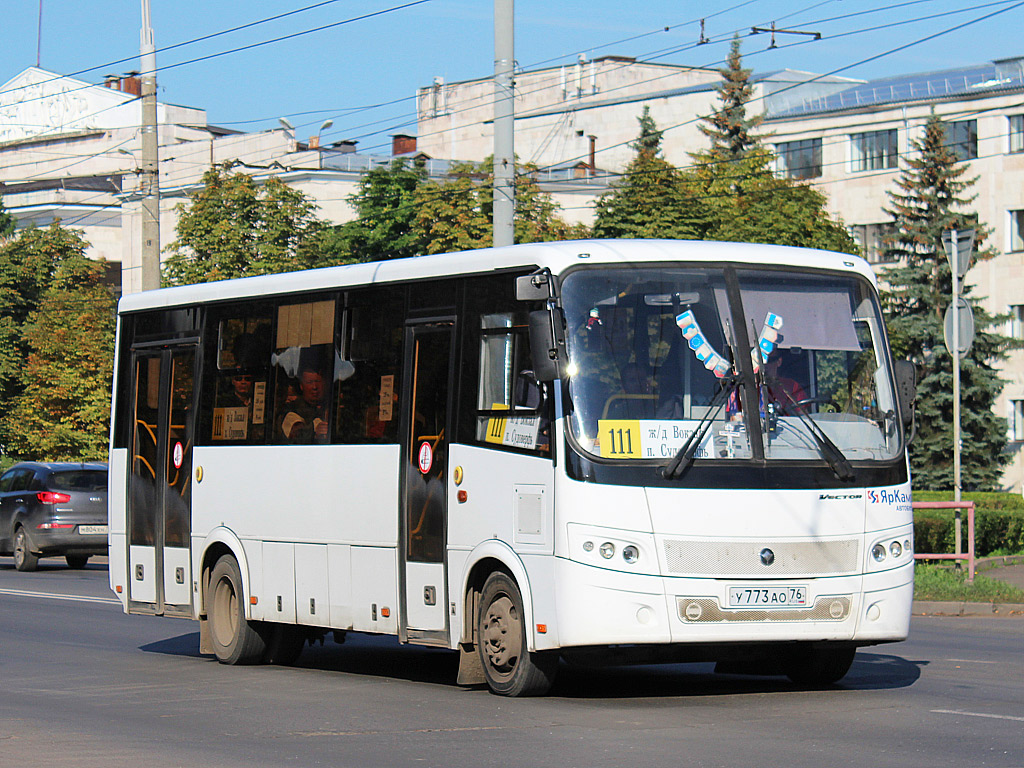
[277,365,329,444]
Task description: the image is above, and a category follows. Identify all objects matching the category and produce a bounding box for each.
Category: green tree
[3,247,115,460]
[698,35,765,164]
[327,158,430,263]
[412,158,587,255]
[164,164,327,285]
[0,196,14,239]
[0,223,114,459]
[686,36,853,251]
[880,113,1010,490]
[694,147,858,252]
[593,108,712,239]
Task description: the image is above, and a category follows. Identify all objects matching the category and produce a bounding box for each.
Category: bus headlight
[622,545,639,564]
[599,542,615,559]
[871,543,887,562]
[889,541,903,558]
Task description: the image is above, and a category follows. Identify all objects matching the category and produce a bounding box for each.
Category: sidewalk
[913,556,1024,618]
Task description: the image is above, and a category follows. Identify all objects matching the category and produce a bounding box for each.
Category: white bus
[109,239,917,696]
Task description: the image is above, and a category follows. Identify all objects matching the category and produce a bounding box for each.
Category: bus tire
[477,571,558,697]
[13,527,39,572]
[208,555,266,665]
[786,645,856,687]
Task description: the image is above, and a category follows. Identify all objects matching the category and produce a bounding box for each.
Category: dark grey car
[0,462,108,571]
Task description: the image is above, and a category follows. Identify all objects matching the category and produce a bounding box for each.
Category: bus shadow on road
[140,631,924,698]
[550,651,924,699]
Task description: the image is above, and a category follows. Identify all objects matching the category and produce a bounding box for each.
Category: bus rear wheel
[477,572,558,697]
[208,555,266,665]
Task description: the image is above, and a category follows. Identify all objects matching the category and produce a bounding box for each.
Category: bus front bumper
[552,557,912,649]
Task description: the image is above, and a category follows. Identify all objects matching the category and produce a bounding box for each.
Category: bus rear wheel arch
[476,571,558,696]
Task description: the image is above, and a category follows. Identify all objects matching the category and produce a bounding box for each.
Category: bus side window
[474,311,550,455]
[202,305,273,445]
[333,287,405,445]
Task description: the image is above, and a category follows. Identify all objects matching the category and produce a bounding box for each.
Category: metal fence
[913,500,976,582]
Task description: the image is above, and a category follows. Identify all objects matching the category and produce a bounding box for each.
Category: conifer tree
[688,37,854,252]
[881,113,1010,490]
[593,107,712,239]
[0,196,14,239]
[698,35,765,164]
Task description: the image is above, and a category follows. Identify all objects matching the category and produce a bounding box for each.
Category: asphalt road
[1,557,1022,768]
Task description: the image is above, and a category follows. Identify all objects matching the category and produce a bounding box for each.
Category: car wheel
[476,571,558,696]
[208,554,266,665]
[65,554,90,569]
[13,527,39,572]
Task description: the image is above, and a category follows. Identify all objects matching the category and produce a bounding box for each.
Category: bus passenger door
[127,345,196,617]
[400,322,453,643]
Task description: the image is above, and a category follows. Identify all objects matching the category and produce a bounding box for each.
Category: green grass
[914,563,1024,603]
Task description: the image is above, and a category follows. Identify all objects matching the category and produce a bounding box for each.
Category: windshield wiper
[769,382,855,481]
[662,378,737,480]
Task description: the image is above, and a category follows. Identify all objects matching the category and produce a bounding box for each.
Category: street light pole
[140,0,160,291]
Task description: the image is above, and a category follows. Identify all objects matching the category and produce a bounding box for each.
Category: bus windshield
[561,265,903,465]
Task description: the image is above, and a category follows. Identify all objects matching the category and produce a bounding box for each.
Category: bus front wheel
[208,555,266,665]
[477,572,558,697]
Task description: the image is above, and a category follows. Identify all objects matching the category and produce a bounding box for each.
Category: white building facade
[0,67,606,294]
[417,55,1024,490]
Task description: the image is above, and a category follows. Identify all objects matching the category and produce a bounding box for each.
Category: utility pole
[942,227,975,574]
[493,0,514,248]
[140,0,161,291]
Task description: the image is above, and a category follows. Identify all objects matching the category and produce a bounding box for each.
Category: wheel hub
[482,595,521,675]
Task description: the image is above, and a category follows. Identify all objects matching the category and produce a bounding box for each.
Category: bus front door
[127,345,196,617]
[400,322,453,643]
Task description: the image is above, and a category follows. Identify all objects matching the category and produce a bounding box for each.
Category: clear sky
[2,0,1023,155]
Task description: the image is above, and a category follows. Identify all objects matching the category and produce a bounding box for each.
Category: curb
[912,599,1024,618]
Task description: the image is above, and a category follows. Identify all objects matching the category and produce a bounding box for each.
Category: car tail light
[37,522,74,529]
[36,491,71,504]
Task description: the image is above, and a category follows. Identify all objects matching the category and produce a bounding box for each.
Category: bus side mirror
[894,360,917,435]
[516,273,552,301]
[528,308,565,382]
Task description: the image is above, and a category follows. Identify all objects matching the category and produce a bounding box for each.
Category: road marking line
[932,709,1024,722]
[0,587,120,605]
[946,658,1001,664]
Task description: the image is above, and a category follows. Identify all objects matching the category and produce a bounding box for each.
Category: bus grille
[677,596,852,623]
[663,538,860,577]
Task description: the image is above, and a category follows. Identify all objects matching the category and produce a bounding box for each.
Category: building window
[1009,305,1024,340]
[1011,210,1024,252]
[1009,400,1024,442]
[943,120,978,161]
[851,130,898,171]
[776,138,822,180]
[1010,115,1024,153]
[849,223,895,263]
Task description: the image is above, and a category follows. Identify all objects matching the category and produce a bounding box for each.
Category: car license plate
[78,525,108,535]
[728,585,807,608]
